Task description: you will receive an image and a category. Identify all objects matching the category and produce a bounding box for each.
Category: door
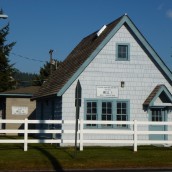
[149,108,166,140]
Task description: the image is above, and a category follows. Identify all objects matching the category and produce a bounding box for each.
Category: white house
[32,14,172,145]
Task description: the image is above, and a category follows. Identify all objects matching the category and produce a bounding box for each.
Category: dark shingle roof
[0,86,40,96]
[32,15,123,99]
[143,85,164,106]
[32,14,172,100]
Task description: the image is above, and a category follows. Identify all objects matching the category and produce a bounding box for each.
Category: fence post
[24,118,28,151]
[80,119,83,151]
[134,119,138,152]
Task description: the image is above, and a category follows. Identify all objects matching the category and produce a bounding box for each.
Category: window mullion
[113,100,116,128]
[98,100,101,129]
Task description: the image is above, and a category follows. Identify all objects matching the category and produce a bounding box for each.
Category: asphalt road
[4,169,172,172]
[65,169,172,172]
[59,170,172,172]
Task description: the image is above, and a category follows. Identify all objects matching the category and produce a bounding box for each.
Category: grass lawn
[0,141,172,171]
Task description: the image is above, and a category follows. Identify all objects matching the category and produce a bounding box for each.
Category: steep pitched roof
[0,86,40,97]
[33,14,172,100]
[32,15,123,99]
[143,85,172,106]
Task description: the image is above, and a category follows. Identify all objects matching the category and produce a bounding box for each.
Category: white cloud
[166,9,172,19]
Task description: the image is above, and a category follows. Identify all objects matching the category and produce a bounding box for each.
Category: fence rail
[0,119,172,152]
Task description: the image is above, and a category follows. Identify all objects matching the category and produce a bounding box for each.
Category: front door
[149,108,166,140]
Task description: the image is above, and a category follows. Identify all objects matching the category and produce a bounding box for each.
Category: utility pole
[49,49,54,75]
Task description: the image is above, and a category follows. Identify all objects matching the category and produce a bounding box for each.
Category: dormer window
[116,43,130,61]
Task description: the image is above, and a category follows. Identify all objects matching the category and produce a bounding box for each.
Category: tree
[33,60,61,86]
[0,10,16,92]
[13,68,38,88]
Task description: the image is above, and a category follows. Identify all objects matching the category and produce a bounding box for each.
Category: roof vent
[96,25,107,37]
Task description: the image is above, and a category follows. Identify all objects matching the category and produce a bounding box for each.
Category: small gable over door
[143,85,172,108]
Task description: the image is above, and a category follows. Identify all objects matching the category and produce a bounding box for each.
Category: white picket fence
[0,119,172,152]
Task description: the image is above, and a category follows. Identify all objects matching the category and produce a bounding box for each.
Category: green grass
[0,138,172,170]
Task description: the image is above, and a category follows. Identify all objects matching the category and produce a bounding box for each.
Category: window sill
[116,58,129,61]
[84,125,131,130]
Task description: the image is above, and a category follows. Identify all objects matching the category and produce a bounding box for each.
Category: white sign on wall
[12,106,28,115]
[97,86,118,98]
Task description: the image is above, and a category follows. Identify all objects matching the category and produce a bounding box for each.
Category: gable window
[116,101,128,127]
[116,44,130,61]
[86,101,97,127]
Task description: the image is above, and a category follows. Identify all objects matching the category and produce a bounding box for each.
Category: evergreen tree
[33,60,61,86]
[13,69,38,88]
[0,11,16,92]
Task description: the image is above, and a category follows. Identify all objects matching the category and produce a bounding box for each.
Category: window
[116,102,128,127]
[151,109,163,122]
[85,99,130,129]
[116,44,130,61]
[102,102,112,127]
[86,101,97,127]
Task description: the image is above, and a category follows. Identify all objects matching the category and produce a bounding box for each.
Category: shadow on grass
[62,146,80,159]
[0,144,23,150]
[35,146,64,171]
[0,135,24,150]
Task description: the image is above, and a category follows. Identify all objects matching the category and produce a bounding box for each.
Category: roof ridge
[82,15,124,41]
[32,15,123,99]
[32,14,172,100]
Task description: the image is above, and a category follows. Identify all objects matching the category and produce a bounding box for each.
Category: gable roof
[143,85,172,106]
[32,14,172,100]
[0,86,40,97]
[32,15,123,99]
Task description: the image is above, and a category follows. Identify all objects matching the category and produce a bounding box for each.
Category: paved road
[4,169,172,172]
[65,169,172,172]
[61,170,172,172]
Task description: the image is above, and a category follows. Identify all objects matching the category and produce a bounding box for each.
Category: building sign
[97,86,118,98]
[12,106,28,115]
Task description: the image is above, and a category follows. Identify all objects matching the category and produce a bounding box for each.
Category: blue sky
[0,0,172,74]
